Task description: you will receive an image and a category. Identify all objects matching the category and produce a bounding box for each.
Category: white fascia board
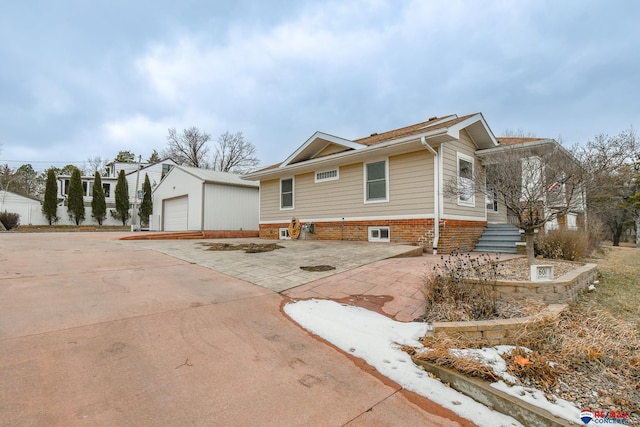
[245,127,449,180]
[446,113,498,148]
[280,131,367,168]
[476,139,578,165]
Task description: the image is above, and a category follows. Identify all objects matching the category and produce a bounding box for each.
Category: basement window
[279,228,291,240]
[368,226,390,242]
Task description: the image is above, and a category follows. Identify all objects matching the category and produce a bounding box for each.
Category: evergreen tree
[91,171,107,225]
[138,173,152,228]
[111,169,130,225]
[67,167,85,225]
[147,150,161,163]
[42,168,59,225]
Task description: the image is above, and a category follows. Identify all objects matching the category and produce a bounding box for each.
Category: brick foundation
[260,218,487,254]
[438,220,487,253]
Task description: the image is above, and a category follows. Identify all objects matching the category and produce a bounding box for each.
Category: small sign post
[531,264,554,282]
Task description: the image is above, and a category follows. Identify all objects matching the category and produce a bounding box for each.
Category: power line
[0,159,86,164]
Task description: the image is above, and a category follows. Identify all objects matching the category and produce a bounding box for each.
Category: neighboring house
[150,165,259,232]
[244,113,499,253]
[0,190,47,225]
[57,159,176,226]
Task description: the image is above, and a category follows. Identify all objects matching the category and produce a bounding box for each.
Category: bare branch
[164,127,211,168]
[212,131,259,173]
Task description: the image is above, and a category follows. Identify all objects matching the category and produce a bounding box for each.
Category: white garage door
[163,196,188,231]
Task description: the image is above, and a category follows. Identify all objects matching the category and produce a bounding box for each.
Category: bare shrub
[501,346,558,389]
[412,335,499,382]
[586,217,606,254]
[534,229,590,261]
[422,251,500,321]
[0,211,20,230]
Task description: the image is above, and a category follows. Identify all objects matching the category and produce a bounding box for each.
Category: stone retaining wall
[431,304,568,346]
[427,264,598,345]
[466,263,598,304]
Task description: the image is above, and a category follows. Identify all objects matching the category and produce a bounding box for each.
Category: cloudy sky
[1,0,638,172]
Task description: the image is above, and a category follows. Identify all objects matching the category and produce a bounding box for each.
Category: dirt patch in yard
[201,242,285,253]
[300,265,336,272]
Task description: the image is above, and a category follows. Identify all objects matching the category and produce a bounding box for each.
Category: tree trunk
[636,216,640,248]
[524,230,536,266]
[612,224,623,246]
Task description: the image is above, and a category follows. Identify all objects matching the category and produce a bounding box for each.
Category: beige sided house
[244,113,499,254]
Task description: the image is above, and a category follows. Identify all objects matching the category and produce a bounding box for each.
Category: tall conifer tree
[139,173,152,228]
[112,169,130,225]
[67,167,85,225]
[91,172,107,225]
[42,168,59,225]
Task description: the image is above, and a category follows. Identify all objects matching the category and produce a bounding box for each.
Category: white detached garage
[150,166,259,232]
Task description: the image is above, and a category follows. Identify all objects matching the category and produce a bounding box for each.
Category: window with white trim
[280,178,294,209]
[315,169,339,183]
[279,228,291,239]
[567,213,578,230]
[486,189,498,213]
[365,160,388,202]
[545,217,559,231]
[457,153,475,206]
[368,226,390,242]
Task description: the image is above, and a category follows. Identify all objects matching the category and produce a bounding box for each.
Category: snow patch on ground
[284,299,523,427]
[285,299,584,427]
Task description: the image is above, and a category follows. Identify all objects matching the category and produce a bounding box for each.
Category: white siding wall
[0,191,44,225]
[204,184,259,230]
[441,131,487,220]
[0,191,124,226]
[151,171,203,231]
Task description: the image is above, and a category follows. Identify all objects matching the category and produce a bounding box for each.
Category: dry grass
[410,336,499,382]
[412,245,640,418]
[585,245,640,330]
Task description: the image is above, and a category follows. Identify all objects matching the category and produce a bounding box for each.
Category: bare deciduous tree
[448,140,586,265]
[212,131,259,173]
[572,128,639,246]
[164,127,211,168]
[85,156,108,176]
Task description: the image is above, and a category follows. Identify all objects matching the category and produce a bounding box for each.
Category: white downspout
[421,136,439,254]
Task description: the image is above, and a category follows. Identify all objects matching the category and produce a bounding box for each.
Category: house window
[457,153,475,206]
[368,226,390,242]
[315,169,339,183]
[486,189,498,213]
[521,156,542,199]
[567,213,578,230]
[365,160,388,202]
[281,178,294,209]
[64,179,70,195]
[279,228,291,240]
[546,217,559,231]
[103,183,111,198]
[162,163,172,178]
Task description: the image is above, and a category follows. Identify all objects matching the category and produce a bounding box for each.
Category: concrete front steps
[474,223,521,254]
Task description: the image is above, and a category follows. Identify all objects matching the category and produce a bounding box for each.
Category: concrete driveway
[0,232,473,427]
